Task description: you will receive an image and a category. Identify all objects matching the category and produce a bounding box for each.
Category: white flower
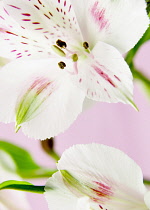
[45,143,150,210]
[0,0,149,139]
[0,150,31,210]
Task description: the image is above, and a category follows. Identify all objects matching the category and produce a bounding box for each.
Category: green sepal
[15,90,44,129]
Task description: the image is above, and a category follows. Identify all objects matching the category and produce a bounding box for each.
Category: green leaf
[125,27,150,66]
[0,180,45,194]
[125,27,150,93]
[146,0,150,16]
[144,178,150,185]
[0,140,57,178]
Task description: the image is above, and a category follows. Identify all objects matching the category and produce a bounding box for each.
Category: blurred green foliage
[0,141,57,178]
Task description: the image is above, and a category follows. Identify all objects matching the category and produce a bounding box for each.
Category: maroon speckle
[32,22,40,24]
[8,5,21,10]
[44,14,51,19]
[35,28,43,30]
[34,5,40,10]
[16,56,22,59]
[38,0,42,5]
[114,75,121,82]
[22,13,31,16]
[22,19,31,21]
[68,5,71,12]
[0,16,5,20]
[6,31,18,36]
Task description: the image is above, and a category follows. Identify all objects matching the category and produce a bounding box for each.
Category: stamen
[58,61,66,69]
[72,54,78,62]
[83,42,89,49]
[56,39,67,48]
[51,45,66,57]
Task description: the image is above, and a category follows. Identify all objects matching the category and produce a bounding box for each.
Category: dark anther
[58,61,66,69]
[56,39,67,48]
[83,42,89,49]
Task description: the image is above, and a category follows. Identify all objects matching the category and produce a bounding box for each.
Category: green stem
[125,27,150,65]
[41,138,60,162]
[48,150,60,162]
[0,180,45,194]
[3,184,45,194]
[125,27,150,87]
[130,63,150,87]
[144,179,150,185]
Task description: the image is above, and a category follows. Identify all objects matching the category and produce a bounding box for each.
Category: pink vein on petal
[29,77,53,95]
[92,65,116,87]
[90,1,109,30]
[91,181,113,205]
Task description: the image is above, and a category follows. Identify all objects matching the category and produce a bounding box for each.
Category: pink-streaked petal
[0,58,62,123]
[1,0,82,60]
[72,0,149,53]
[71,41,134,107]
[57,144,147,209]
[21,74,85,139]
[0,58,85,139]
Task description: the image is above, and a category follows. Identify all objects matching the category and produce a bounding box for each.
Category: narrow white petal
[72,41,134,106]
[72,0,149,53]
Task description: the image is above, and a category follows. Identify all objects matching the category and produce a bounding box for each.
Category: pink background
[0,41,150,209]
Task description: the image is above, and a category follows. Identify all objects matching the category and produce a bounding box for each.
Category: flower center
[52,39,90,73]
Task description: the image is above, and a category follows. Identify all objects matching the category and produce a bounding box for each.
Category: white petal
[0,59,85,139]
[72,41,134,106]
[0,0,82,60]
[57,143,147,209]
[0,150,31,210]
[76,197,91,210]
[45,172,82,210]
[144,191,150,209]
[71,0,149,53]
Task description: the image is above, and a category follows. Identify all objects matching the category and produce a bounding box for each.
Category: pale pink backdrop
[0,41,150,209]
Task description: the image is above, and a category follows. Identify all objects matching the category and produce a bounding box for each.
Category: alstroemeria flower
[45,143,150,210]
[0,0,149,139]
[0,150,31,210]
